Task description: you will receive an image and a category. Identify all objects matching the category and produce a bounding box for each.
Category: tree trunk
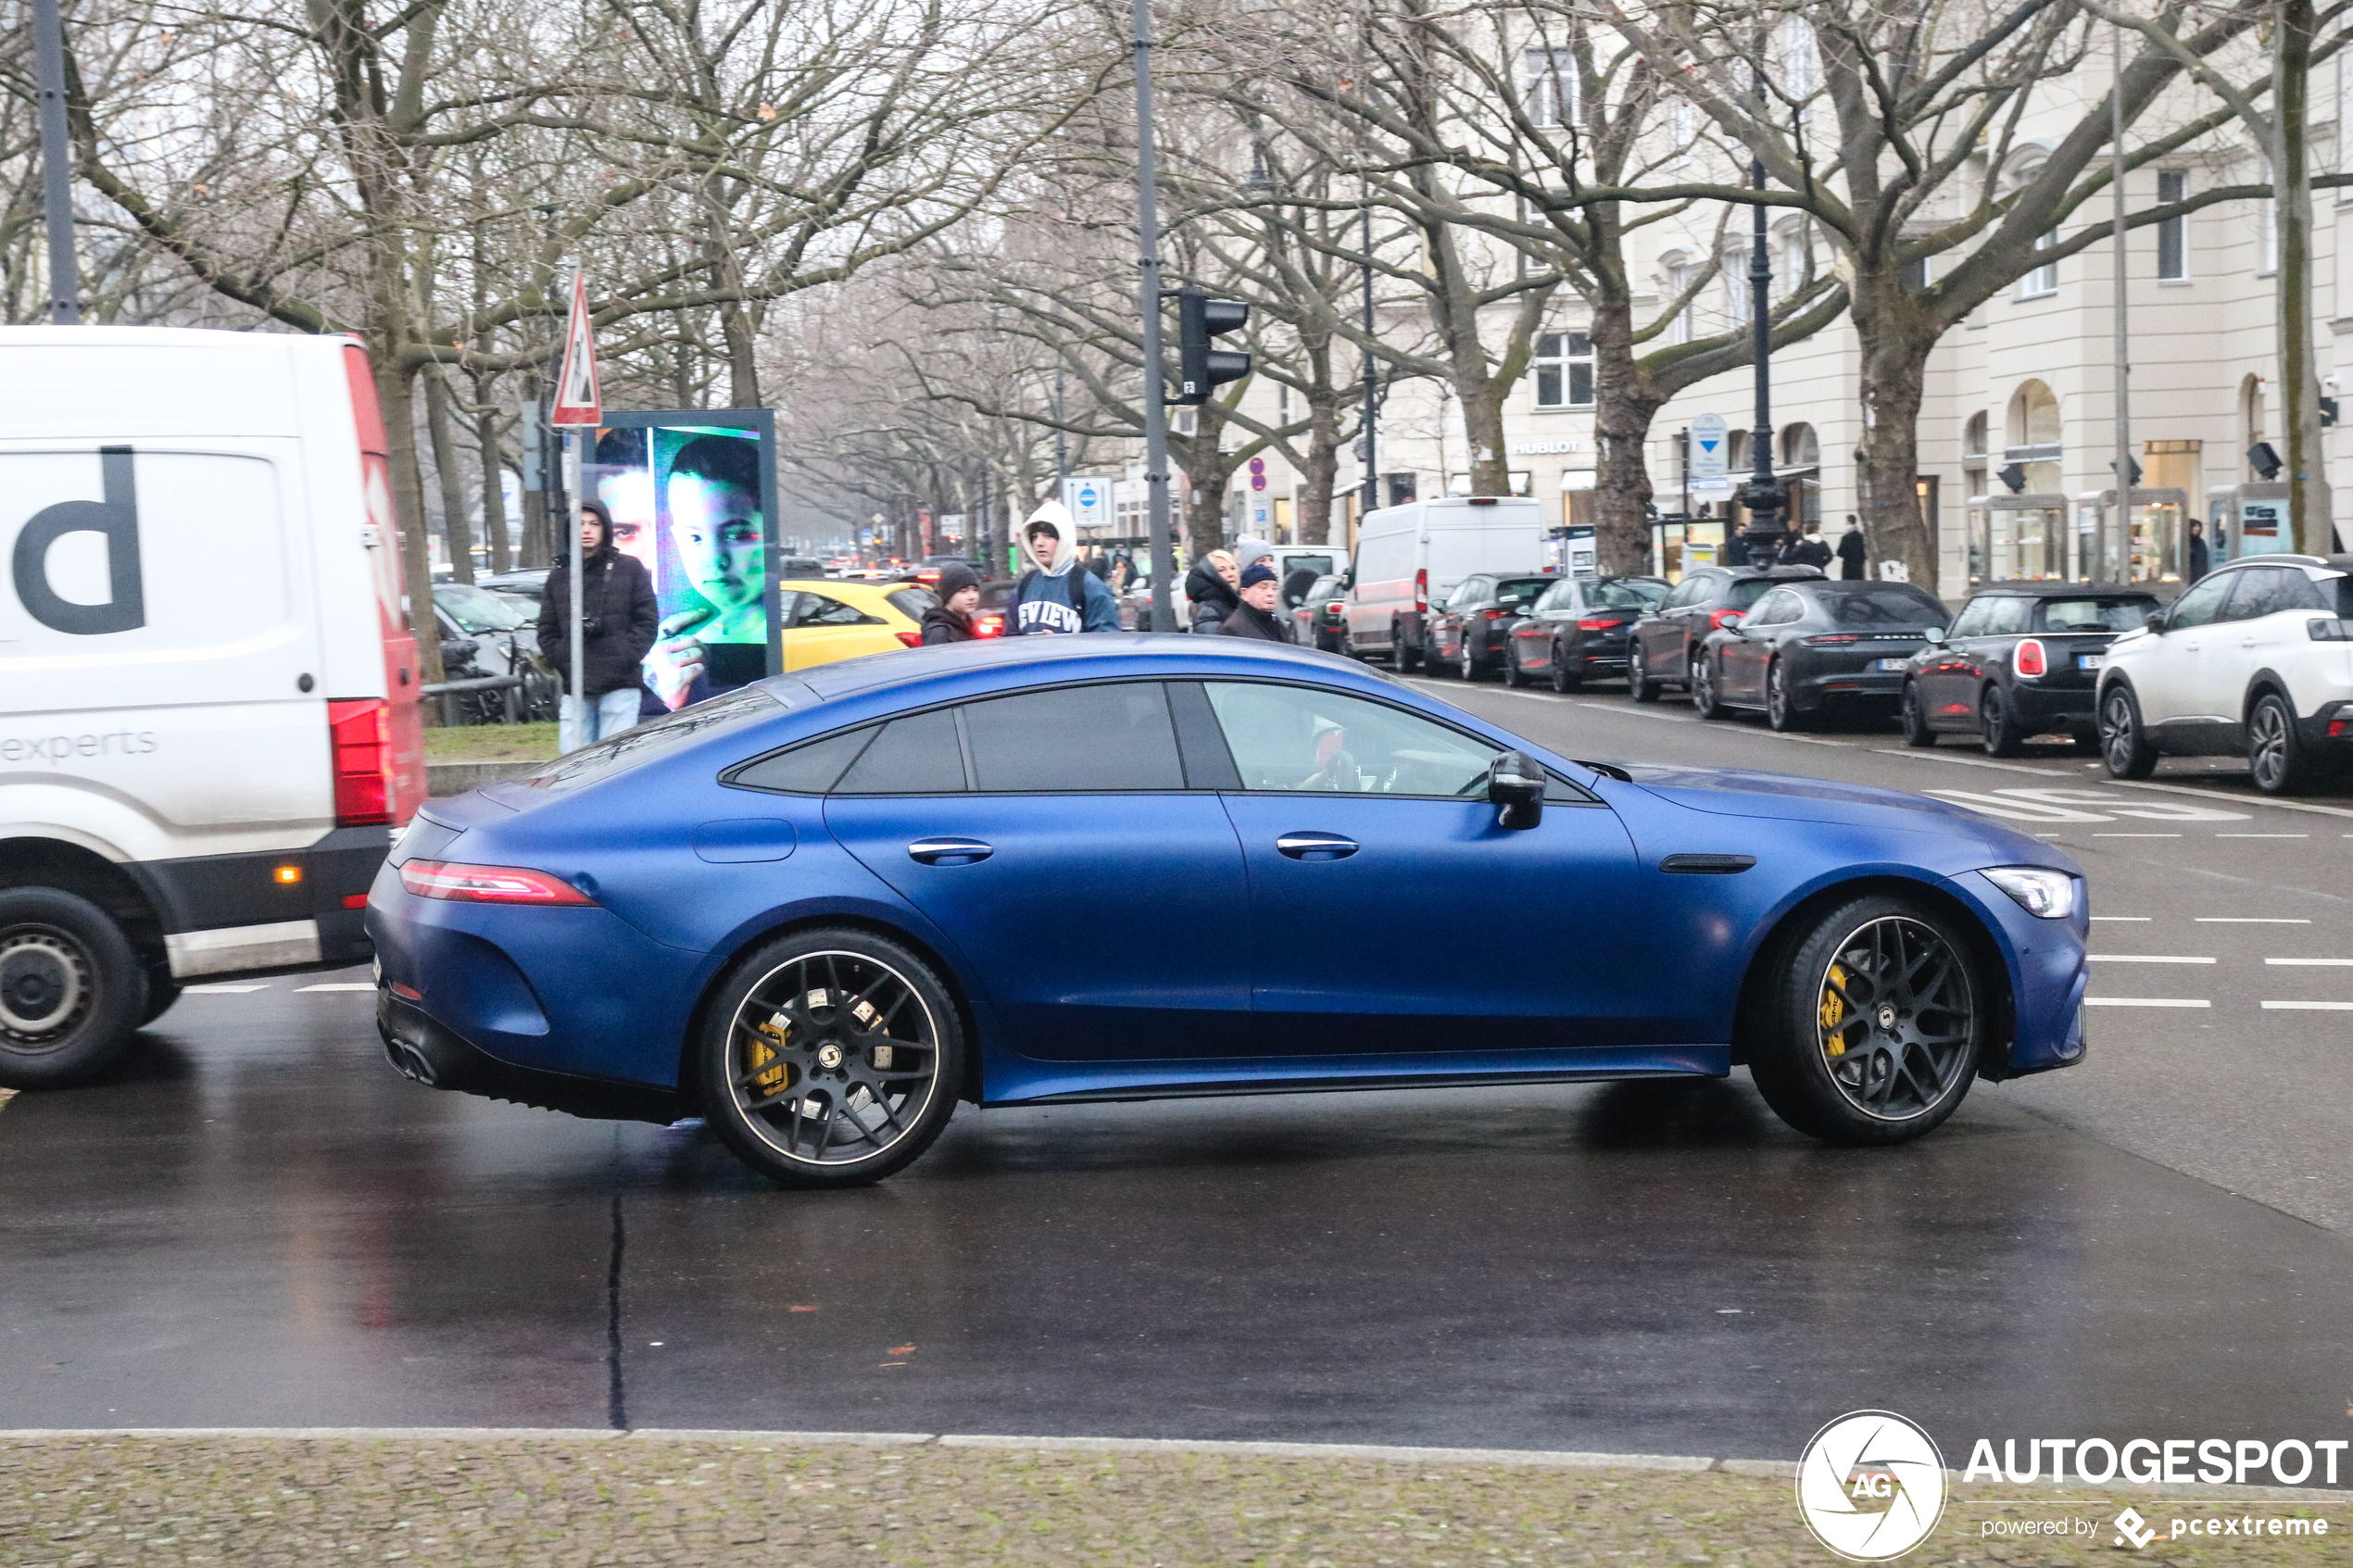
[2275,0,2336,553]
[1298,385,1340,546]
[721,303,761,408]
[1853,310,1939,590]
[471,385,512,573]
[424,367,474,583]
[1587,291,1658,575]
[380,363,446,687]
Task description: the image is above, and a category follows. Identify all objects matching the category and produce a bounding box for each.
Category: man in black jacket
[537,500,660,751]
[1836,516,1869,580]
[1218,562,1294,642]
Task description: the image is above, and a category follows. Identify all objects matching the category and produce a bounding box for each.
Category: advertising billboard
[582,409,780,710]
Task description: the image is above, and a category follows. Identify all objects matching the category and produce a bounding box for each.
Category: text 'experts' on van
[2,327,427,1088]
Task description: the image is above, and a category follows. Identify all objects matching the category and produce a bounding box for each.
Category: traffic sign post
[1689,413,1730,494]
[551,268,598,752]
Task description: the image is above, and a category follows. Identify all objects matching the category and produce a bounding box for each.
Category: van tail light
[399,859,596,905]
[327,698,396,825]
[894,631,923,648]
[1707,608,1744,630]
[342,341,425,826]
[1414,568,1428,615]
[2014,638,2048,678]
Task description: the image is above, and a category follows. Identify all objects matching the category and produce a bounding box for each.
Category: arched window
[1963,412,1989,458]
[2007,380,2061,450]
[1658,249,1694,345]
[1779,422,1819,469]
[1723,243,1752,327]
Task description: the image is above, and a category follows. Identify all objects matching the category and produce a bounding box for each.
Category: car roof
[1970,581,2159,597]
[1793,578,1938,594]
[795,631,1378,701]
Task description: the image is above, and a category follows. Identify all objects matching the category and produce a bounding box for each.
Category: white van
[1,327,426,1087]
[1343,496,1550,668]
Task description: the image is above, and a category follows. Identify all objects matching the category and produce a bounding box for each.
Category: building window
[1526,49,1578,128]
[2259,195,2278,275]
[2158,171,2189,281]
[1668,99,1692,169]
[1660,252,1694,345]
[1534,331,1594,408]
[1725,245,1752,326]
[2019,231,2057,298]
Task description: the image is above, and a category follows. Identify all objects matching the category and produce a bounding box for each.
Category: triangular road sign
[550,268,601,426]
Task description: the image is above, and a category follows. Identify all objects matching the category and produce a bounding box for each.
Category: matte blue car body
[368,636,2086,1112]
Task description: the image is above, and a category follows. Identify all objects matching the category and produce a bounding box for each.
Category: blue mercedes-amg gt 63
[370,636,2088,1187]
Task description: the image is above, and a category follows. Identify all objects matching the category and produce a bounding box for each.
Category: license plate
[2077,653,2105,670]
[1872,658,1907,671]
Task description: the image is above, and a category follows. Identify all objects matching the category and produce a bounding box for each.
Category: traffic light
[1175,285,1250,405]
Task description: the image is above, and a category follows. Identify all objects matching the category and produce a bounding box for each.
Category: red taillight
[974,614,1005,638]
[398,859,596,905]
[1707,608,1744,630]
[1482,607,1511,620]
[328,698,393,825]
[1415,567,1428,615]
[2014,637,2048,678]
[894,631,923,648]
[1801,633,1860,646]
[1577,618,1617,632]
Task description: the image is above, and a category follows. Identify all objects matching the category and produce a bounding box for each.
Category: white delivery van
[1,327,427,1087]
[1343,496,1550,668]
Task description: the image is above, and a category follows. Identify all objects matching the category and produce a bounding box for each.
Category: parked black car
[1290,573,1350,652]
[1501,575,1671,691]
[1627,564,1826,703]
[1693,579,1951,730]
[1900,582,2159,755]
[1423,573,1559,680]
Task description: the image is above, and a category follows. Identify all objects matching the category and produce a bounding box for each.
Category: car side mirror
[1488,751,1545,831]
[1720,612,1745,631]
[1922,626,1945,645]
[2145,608,2170,633]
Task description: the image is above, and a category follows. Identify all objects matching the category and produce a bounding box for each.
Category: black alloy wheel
[2247,692,2316,796]
[1747,895,1983,1145]
[1980,685,2024,758]
[1459,633,1482,681]
[699,928,964,1188]
[1629,654,1661,704]
[1899,682,1938,747]
[1691,655,1729,720]
[1394,626,1423,673]
[2098,684,2158,779]
[1765,659,1806,732]
[1551,646,1580,694]
[0,887,147,1089]
[1501,640,1526,686]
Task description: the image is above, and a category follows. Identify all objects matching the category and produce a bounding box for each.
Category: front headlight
[1982,866,2078,920]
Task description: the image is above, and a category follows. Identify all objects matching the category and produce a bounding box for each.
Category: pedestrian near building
[921,562,982,644]
[1784,523,1833,570]
[1009,501,1122,634]
[1218,562,1293,642]
[538,499,659,753]
[1187,549,1240,633]
[2185,518,2210,582]
[1836,516,1868,580]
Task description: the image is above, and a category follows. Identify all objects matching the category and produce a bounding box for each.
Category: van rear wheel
[0,887,147,1089]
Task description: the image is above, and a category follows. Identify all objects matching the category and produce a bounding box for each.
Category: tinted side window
[833,709,966,794]
[2221,567,2324,621]
[2166,572,2234,630]
[731,726,876,794]
[518,686,783,796]
[961,684,1185,792]
[1661,577,1707,609]
[1728,578,1776,609]
[1828,587,1948,626]
[887,587,937,621]
[2037,596,2153,633]
[1981,596,2033,634]
[1204,683,1500,797]
[1946,597,1995,638]
[1746,590,1797,625]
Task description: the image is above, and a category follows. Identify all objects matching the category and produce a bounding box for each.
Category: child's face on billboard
[597,468,657,572]
[669,474,763,610]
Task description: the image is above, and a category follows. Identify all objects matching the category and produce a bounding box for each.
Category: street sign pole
[1134,0,1176,633]
[550,267,602,748]
[32,0,79,324]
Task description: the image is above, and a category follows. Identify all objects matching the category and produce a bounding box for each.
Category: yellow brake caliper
[1819,962,1850,1056]
[749,1009,795,1096]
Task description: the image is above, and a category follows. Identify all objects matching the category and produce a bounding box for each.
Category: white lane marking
[2197,917,2312,924]
[1749,731,1848,747]
[2267,958,2353,966]
[2086,955,2215,963]
[2094,833,2182,838]
[1920,786,2249,823]
[2085,997,2211,1008]
[2260,999,2353,1010]
[2090,916,2151,922]
[184,983,271,994]
[296,983,376,993]
[1566,699,1695,723]
[2215,834,2309,839]
[1875,748,2353,818]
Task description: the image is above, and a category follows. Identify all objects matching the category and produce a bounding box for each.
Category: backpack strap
[1067,569,1088,615]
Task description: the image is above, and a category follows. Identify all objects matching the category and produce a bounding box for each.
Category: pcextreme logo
[1796,1411,1949,1562]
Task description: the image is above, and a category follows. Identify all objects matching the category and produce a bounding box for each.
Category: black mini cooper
[1898,582,2159,755]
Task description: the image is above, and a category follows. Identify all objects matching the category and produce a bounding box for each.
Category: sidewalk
[2,1431,2344,1566]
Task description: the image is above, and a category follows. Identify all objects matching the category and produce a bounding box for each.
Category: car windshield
[1589,579,1667,609]
[436,583,530,633]
[2037,596,2155,633]
[1825,587,1948,627]
[1494,577,1554,610]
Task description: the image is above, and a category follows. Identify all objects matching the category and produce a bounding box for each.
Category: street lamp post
[32,0,78,324]
[1737,46,1789,564]
[1133,0,1177,633]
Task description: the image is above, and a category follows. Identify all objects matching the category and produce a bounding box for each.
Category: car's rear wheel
[1980,685,2024,757]
[1691,655,1729,720]
[0,887,147,1090]
[2247,692,2317,796]
[1551,650,1581,694]
[1629,656,1662,704]
[2098,684,2159,779]
[698,928,964,1188]
[1458,639,1481,681]
[1394,626,1423,673]
[1501,644,1525,686]
[1765,660,1806,731]
[1899,682,1937,746]
[1747,895,1983,1145]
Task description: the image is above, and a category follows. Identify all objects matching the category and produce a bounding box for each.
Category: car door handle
[907,837,993,865]
[1276,832,1359,860]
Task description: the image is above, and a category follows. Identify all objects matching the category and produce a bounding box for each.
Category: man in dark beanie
[922,561,983,644]
[1218,561,1293,642]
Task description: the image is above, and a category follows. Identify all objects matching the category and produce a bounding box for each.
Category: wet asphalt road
[3,680,2350,1462]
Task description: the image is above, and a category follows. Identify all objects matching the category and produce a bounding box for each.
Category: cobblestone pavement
[1,1435,2345,1567]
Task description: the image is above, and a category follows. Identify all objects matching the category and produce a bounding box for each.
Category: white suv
[2095,554,2353,794]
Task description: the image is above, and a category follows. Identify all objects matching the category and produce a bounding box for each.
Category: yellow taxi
[776,578,937,671]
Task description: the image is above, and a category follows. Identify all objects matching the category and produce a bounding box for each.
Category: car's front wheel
[1629,656,1661,704]
[2098,684,2159,779]
[698,928,965,1188]
[1899,682,1937,747]
[1747,894,1984,1145]
[0,886,148,1090]
[2247,692,2317,796]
